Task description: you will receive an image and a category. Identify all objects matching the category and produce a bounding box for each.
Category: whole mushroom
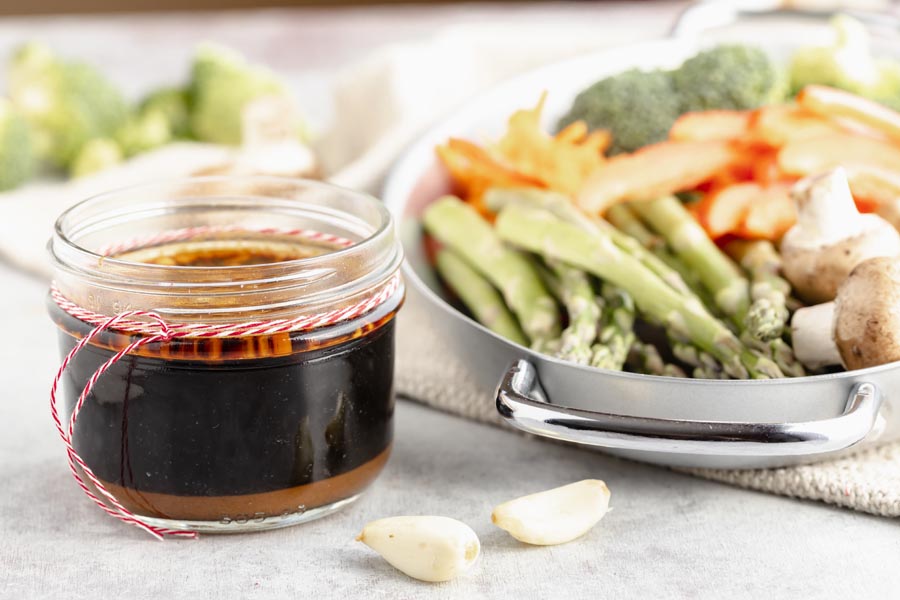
[780,167,900,304]
[792,256,900,370]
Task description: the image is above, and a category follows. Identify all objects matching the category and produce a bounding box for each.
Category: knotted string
[49,310,198,540]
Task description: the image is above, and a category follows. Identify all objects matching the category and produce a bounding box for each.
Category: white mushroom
[780,167,900,304]
[792,256,900,370]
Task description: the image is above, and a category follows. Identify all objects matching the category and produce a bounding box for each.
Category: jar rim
[52,175,391,273]
[48,175,404,322]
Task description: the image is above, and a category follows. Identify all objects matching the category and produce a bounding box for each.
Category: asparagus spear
[627,342,687,378]
[606,203,717,309]
[692,365,730,379]
[591,286,636,370]
[670,334,760,379]
[605,203,665,251]
[725,239,791,341]
[670,338,724,374]
[741,332,806,378]
[494,204,783,378]
[744,300,784,342]
[423,196,560,345]
[543,260,600,365]
[630,196,751,325]
[484,188,693,296]
[435,249,528,346]
[770,339,805,377]
[724,240,804,376]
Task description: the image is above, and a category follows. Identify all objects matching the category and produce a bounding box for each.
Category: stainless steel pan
[383,11,900,469]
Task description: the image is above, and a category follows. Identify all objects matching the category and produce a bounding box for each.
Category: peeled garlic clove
[491,479,610,546]
[356,516,480,582]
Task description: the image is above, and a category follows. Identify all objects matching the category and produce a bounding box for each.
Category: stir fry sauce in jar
[48,178,404,533]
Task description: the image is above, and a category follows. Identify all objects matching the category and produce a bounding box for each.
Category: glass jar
[48,176,404,534]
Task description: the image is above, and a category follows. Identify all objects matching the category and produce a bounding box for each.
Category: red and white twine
[50,227,400,540]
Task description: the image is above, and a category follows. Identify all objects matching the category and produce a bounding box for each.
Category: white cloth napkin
[3,21,898,518]
[0,143,233,276]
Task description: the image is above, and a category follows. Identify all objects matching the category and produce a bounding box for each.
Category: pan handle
[495,360,883,457]
[669,3,900,39]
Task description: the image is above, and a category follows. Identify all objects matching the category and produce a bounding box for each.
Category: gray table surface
[2,260,900,598]
[2,4,900,598]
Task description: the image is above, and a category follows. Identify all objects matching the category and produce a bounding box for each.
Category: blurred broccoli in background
[674,45,787,112]
[115,107,172,157]
[0,41,311,191]
[139,87,192,139]
[8,42,128,169]
[69,137,123,178]
[790,14,900,110]
[558,69,681,154]
[189,43,303,145]
[0,98,36,190]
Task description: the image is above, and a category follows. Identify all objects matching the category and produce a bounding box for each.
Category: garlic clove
[491,479,611,546]
[356,516,480,582]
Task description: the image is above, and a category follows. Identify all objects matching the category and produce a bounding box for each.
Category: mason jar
[48,176,404,534]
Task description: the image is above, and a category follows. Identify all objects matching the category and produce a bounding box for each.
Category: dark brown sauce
[115,235,334,266]
[51,241,398,522]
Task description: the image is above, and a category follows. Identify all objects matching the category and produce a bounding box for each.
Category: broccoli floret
[673,45,787,112]
[0,98,36,191]
[115,108,172,157]
[139,87,192,139]
[8,42,128,169]
[557,69,681,155]
[189,43,300,145]
[790,15,879,95]
[69,137,123,178]
[790,15,900,109]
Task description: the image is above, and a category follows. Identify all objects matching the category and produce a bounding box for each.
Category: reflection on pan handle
[495,359,883,458]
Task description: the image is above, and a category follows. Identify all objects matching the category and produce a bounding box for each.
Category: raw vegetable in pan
[424,17,900,379]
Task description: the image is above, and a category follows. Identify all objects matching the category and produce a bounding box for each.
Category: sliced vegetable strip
[798,84,900,143]
[778,132,900,176]
[436,139,544,209]
[748,104,847,147]
[669,110,750,142]
[496,94,609,195]
[577,140,737,214]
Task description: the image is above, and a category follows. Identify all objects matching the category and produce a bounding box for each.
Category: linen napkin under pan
[395,294,900,518]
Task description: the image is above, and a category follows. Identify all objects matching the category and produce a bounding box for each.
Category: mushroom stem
[790,302,842,369]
